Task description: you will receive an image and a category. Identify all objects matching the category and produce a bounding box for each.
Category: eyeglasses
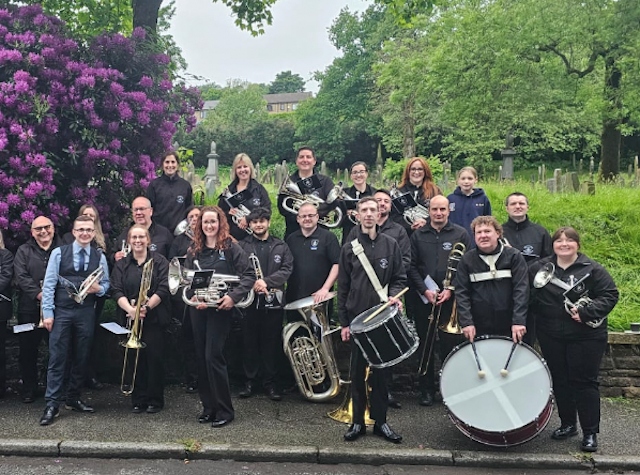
[298,213,318,219]
[74,228,95,234]
[410,167,425,172]
[132,207,150,213]
[351,170,367,175]
[32,225,52,232]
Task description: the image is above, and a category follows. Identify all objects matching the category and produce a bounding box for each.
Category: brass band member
[454,216,528,343]
[111,224,171,414]
[238,207,293,401]
[339,197,407,443]
[0,230,13,399]
[529,227,618,453]
[340,161,376,245]
[392,157,441,234]
[408,196,471,406]
[39,215,110,426]
[14,216,61,404]
[186,206,255,428]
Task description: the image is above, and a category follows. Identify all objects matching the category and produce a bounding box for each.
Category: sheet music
[100,322,131,335]
[419,275,441,304]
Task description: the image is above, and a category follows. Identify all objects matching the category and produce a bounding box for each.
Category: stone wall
[600,332,640,398]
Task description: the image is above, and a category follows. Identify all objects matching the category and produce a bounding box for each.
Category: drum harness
[469,243,512,282]
[351,239,388,302]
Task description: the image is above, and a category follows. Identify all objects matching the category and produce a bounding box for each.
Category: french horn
[278,175,344,228]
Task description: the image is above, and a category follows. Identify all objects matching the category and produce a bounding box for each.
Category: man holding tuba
[238,207,293,401]
[339,197,407,443]
[39,215,110,426]
[408,196,471,407]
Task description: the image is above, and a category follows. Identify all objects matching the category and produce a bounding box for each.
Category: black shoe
[266,386,282,401]
[198,413,213,424]
[211,417,233,428]
[22,393,35,404]
[85,378,104,390]
[132,405,146,414]
[185,381,198,394]
[373,422,402,443]
[344,423,366,441]
[551,424,578,440]
[238,382,253,398]
[581,433,598,452]
[65,399,95,413]
[146,405,162,414]
[419,392,434,407]
[39,406,59,426]
[388,393,402,409]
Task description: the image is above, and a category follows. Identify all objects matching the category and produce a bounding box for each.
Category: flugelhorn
[59,266,105,305]
[278,174,344,228]
[121,259,153,395]
[121,239,131,257]
[326,181,360,224]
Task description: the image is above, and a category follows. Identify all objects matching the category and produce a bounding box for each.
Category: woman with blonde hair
[218,153,270,241]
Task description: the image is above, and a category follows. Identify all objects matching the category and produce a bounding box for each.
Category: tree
[268,71,305,94]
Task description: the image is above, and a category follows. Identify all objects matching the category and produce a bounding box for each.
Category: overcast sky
[168,0,371,92]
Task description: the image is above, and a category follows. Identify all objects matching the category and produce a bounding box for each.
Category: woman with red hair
[393,157,442,233]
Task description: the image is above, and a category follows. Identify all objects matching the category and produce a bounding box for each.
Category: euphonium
[222,187,253,235]
[282,295,341,402]
[121,259,153,395]
[278,175,344,228]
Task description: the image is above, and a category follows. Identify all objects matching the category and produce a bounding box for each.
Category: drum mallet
[470,341,486,378]
[500,341,520,377]
[363,287,409,324]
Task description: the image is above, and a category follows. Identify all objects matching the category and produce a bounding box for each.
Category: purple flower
[117,102,133,120]
[109,139,121,150]
[122,171,135,189]
[0,217,8,228]
[6,194,21,206]
[0,202,8,214]
[21,210,36,222]
[139,76,153,88]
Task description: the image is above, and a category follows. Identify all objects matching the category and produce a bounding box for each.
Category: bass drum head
[350,303,397,333]
[440,336,552,445]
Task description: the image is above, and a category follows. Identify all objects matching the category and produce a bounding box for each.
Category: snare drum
[350,303,419,368]
[439,336,553,447]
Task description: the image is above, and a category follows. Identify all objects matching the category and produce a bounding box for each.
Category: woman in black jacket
[111,224,171,414]
[529,227,618,453]
[0,231,13,398]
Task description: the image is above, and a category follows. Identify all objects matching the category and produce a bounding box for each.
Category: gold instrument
[248,253,283,308]
[222,187,253,235]
[120,259,153,395]
[389,184,430,226]
[282,294,342,401]
[168,257,254,308]
[418,242,466,377]
[327,366,374,426]
[173,219,194,239]
[278,174,344,228]
[121,239,131,257]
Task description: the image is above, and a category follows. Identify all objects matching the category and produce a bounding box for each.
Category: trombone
[120,259,153,395]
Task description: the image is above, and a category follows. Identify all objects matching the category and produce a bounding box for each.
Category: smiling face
[296,203,319,233]
[235,159,251,182]
[201,210,220,240]
[132,197,153,227]
[72,219,95,246]
[457,170,477,195]
[374,192,392,218]
[553,232,579,261]
[408,159,426,186]
[350,164,368,187]
[474,224,500,253]
[31,216,54,248]
[162,154,178,177]
[249,217,270,238]
[128,225,150,254]
[296,148,316,176]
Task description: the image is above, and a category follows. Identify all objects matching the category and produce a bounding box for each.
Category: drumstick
[363,287,409,323]
[470,340,485,378]
[500,341,520,377]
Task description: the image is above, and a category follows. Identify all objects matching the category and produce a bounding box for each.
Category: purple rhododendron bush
[0,4,201,248]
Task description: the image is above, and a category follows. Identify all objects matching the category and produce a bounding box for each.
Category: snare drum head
[440,336,552,433]
[284,292,335,311]
[350,304,398,333]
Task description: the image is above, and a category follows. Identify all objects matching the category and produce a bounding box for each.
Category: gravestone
[581,181,595,195]
[500,131,516,180]
[204,141,219,198]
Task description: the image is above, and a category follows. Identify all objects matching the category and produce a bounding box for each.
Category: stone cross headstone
[500,131,516,180]
[204,140,220,198]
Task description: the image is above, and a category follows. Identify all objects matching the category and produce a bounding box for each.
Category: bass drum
[439,336,553,447]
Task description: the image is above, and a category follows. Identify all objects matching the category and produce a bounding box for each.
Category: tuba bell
[282,294,341,402]
[278,175,344,228]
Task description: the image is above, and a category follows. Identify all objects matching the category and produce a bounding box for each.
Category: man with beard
[238,207,293,401]
[339,197,407,443]
[454,216,528,343]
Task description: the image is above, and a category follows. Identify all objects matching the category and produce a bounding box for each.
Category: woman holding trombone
[111,224,171,414]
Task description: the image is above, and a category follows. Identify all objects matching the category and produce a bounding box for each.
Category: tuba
[168,258,254,308]
[222,187,253,235]
[390,184,429,226]
[278,175,344,228]
[282,294,342,402]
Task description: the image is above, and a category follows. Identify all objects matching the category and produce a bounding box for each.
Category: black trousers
[242,306,284,388]
[173,295,198,385]
[349,339,387,425]
[190,307,234,421]
[537,328,607,435]
[126,323,165,408]
[0,323,6,395]
[18,312,49,396]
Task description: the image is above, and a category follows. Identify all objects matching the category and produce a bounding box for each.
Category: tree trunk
[133,0,163,33]
[402,100,416,158]
[599,56,622,180]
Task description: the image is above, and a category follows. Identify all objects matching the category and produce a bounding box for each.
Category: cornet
[278,175,344,228]
[121,239,131,258]
[249,253,283,308]
[390,184,429,226]
[222,187,253,235]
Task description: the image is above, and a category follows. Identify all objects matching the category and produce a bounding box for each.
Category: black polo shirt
[285,226,340,302]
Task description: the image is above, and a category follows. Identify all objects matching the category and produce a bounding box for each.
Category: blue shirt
[41,242,110,319]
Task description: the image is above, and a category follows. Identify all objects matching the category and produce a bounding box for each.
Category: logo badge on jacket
[149,243,157,252]
[379,258,389,269]
[274,254,282,263]
[523,245,534,255]
[443,242,453,251]
[176,195,185,204]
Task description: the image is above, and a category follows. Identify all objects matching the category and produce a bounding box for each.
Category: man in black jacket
[238,207,293,401]
[409,195,471,406]
[339,197,406,444]
[502,192,552,264]
[454,216,528,343]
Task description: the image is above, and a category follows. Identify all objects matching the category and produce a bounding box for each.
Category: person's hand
[312,288,331,304]
[140,304,148,319]
[411,218,427,230]
[37,292,42,301]
[388,296,403,311]
[43,317,54,332]
[216,295,235,311]
[462,325,476,342]
[253,279,268,294]
[87,282,101,294]
[341,326,351,342]
[512,324,527,342]
[424,289,437,304]
[237,217,248,230]
[114,251,125,261]
[436,289,452,304]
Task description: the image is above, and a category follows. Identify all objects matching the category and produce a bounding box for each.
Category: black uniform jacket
[111,253,171,327]
[340,184,376,245]
[338,227,407,327]
[502,216,552,264]
[168,233,193,259]
[347,217,411,271]
[114,222,173,260]
[409,220,471,295]
[0,248,13,322]
[185,239,255,304]
[277,170,335,237]
[454,243,529,333]
[13,236,61,319]
[239,234,293,292]
[218,178,271,241]
[529,254,618,339]
[391,182,442,234]
[147,173,194,233]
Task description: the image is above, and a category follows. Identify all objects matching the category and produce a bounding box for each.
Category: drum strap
[351,239,388,302]
[469,248,511,282]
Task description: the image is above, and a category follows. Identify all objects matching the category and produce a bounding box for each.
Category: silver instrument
[222,187,253,235]
[59,266,105,305]
[173,219,194,239]
[282,293,342,402]
[121,239,131,258]
[248,253,283,308]
[327,181,360,225]
[390,184,429,226]
[278,175,344,228]
[533,262,602,327]
[168,257,254,308]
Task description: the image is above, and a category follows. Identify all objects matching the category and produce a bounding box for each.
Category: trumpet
[222,187,253,235]
[278,175,344,228]
[389,185,429,226]
[121,239,131,258]
[121,259,153,395]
